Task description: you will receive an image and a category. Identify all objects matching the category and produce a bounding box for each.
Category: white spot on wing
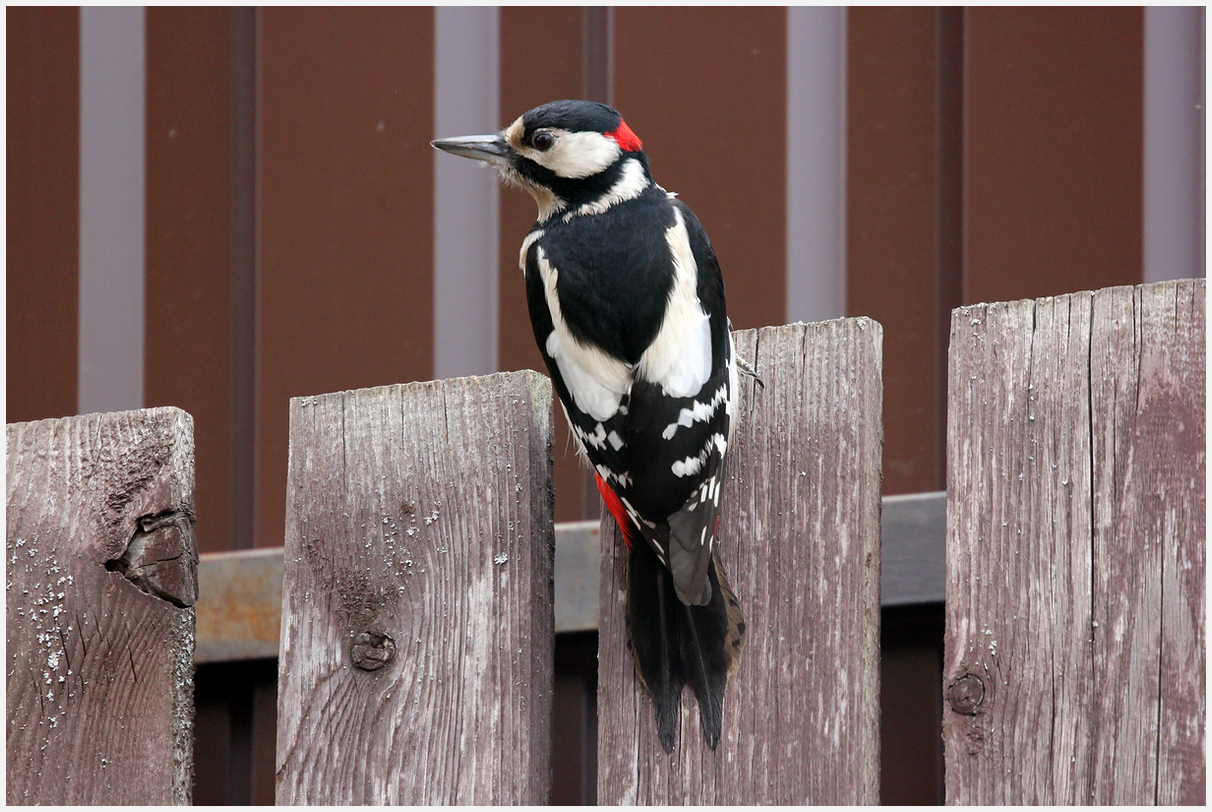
[661,383,730,439]
[670,432,727,479]
[577,422,608,450]
[672,455,703,478]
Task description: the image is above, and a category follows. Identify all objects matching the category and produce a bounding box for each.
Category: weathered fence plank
[275,371,555,804]
[944,279,1205,804]
[597,320,884,804]
[6,408,197,805]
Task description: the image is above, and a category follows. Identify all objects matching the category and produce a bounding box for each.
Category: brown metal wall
[7,7,80,423]
[848,8,953,496]
[12,6,1149,542]
[257,7,434,548]
[964,7,1143,304]
[847,27,952,796]
[145,8,236,554]
[848,7,1145,497]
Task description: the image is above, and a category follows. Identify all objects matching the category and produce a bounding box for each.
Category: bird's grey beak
[430,134,511,167]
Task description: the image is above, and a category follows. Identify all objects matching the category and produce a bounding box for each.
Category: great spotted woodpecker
[433,100,745,752]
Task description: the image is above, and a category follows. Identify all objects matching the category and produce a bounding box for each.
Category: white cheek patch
[637,207,713,398]
[521,129,622,179]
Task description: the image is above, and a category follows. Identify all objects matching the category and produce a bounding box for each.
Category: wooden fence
[945,279,1205,804]
[6,282,1204,805]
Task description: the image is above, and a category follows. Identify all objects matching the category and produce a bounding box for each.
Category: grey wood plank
[944,280,1205,804]
[945,293,1096,804]
[1090,280,1206,804]
[597,320,883,804]
[275,371,554,804]
[6,407,196,805]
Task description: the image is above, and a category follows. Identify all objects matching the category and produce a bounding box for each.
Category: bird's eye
[532,131,555,152]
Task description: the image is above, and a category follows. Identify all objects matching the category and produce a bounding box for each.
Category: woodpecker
[433,100,745,752]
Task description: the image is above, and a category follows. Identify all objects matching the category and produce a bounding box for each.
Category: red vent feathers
[595,473,636,547]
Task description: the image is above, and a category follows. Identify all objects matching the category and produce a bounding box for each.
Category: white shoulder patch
[519,229,544,273]
[537,247,632,422]
[636,207,713,398]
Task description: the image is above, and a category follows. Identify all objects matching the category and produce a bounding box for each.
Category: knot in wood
[947,673,985,715]
[350,630,395,671]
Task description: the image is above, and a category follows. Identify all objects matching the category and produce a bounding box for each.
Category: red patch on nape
[595,473,636,548]
[607,120,643,152]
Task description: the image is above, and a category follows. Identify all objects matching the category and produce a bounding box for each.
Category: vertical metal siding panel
[964,8,1144,304]
[145,8,236,553]
[786,6,846,325]
[258,8,435,548]
[78,6,145,415]
[7,7,81,422]
[434,7,500,380]
[1143,6,1205,283]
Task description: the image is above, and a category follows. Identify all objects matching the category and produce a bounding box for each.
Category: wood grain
[275,371,555,804]
[6,407,196,805]
[597,320,884,804]
[944,280,1205,804]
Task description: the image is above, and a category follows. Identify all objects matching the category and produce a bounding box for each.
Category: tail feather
[627,544,746,752]
[678,558,733,749]
[627,541,683,751]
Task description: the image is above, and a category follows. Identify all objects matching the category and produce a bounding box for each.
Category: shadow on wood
[596,319,884,803]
